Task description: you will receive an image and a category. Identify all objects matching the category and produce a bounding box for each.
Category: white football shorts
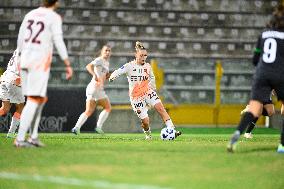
[0,81,25,104]
[86,82,108,101]
[130,89,161,119]
[21,69,50,97]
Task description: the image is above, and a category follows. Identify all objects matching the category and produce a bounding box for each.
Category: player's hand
[14,77,21,86]
[64,59,73,80]
[109,77,114,82]
[65,66,73,80]
[106,72,112,80]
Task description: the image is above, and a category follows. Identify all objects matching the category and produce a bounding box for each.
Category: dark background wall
[0,88,97,132]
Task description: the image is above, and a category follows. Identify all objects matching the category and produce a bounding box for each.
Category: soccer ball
[160,127,176,140]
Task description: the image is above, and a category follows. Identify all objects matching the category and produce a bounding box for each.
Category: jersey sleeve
[109,63,130,81]
[252,35,262,66]
[90,58,103,67]
[52,14,68,60]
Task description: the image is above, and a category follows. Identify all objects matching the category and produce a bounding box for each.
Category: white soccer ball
[160,127,176,140]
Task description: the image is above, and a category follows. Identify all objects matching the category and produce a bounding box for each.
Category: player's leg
[154,102,174,128]
[0,82,11,116]
[27,97,46,147]
[141,116,152,140]
[15,69,48,147]
[244,103,274,138]
[0,101,11,116]
[7,84,25,138]
[95,97,111,134]
[277,102,284,153]
[131,98,152,139]
[15,96,46,147]
[146,90,181,137]
[7,103,24,138]
[227,100,263,152]
[72,99,96,135]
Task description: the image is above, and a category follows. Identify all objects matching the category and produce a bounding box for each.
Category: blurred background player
[227,6,284,153]
[72,45,112,135]
[15,0,73,147]
[109,41,181,140]
[0,49,25,138]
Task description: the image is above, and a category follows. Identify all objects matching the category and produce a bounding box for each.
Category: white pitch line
[0,172,172,189]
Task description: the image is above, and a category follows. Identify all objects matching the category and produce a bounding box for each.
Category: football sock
[96,110,109,129]
[237,112,255,134]
[144,127,151,136]
[31,103,44,139]
[165,119,174,128]
[246,117,258,133]
[74,113,88,129]
[8,113,20,133]
[230,130,240,145]
[16,100,38,141]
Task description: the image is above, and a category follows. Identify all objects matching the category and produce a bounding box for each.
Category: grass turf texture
[0,128,283,189]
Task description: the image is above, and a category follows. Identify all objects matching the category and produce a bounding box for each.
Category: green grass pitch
[0,128,283,189]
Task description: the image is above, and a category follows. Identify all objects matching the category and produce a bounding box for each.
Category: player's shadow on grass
[240,146,276,153]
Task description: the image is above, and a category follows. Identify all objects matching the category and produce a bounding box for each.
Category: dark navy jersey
[256,30,284,74]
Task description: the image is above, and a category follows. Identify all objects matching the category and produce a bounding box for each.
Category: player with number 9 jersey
[252,30,284,103]
[228,5,284,153]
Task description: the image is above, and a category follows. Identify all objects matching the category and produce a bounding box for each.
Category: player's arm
[109,63,129,82]
[106,72,112,80]
[252,36,262,66]
[149,66,157,90]
[86,62,98,81]
[52,15,73,80]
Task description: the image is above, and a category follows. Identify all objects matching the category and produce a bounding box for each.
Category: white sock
[16,100,39,141]
[74,113,88,129]
[31,104,44,139]
[165,119,175,128]
[96,110,109,129]
[143,127,151,136]
[8,116,20,133]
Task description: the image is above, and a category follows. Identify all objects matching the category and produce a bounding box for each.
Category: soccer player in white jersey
[0,49,25,138]
[109,41,181,140]
[15,0,73,147]
[72,45,112,135]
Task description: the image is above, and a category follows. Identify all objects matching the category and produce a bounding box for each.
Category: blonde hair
[135,41,146,52]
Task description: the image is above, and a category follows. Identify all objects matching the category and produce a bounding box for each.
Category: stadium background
[0,0,282,132]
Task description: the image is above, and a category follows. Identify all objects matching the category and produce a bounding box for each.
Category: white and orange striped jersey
[110,60,156,99]
[17,7,68,71]
[90,57,109,89]
[1,49,21,84]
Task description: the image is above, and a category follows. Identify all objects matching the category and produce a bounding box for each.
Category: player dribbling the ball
[109,41,181,140]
